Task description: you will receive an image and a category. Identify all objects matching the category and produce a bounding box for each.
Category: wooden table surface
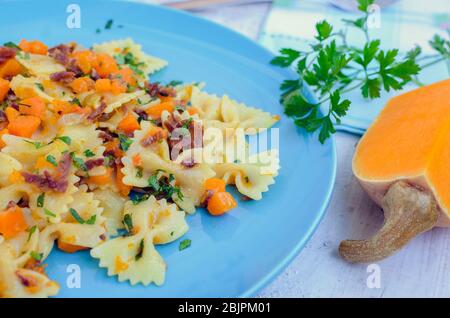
[154,0,450,297]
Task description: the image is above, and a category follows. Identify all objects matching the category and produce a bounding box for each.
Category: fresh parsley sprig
[271,0,449,143]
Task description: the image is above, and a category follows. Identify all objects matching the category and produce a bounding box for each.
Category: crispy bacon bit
[49,71,75,84]
[145,82,176,98]
[140,130,166,147]
[84,158,104,170]
[17,198,30,208]
[97,112,114,122]
[87,101,107,121]
[48,44,82,76]
[0,46,16,63]
[24,259,46,274]
[135,109,148,121]
[164,114,203,160]
[22,152,71,193]
[98,130,115,142]
[241,195,253,201]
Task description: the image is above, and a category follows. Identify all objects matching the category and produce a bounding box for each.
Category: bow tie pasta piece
[10,75,59,102]
[189,86,279,133]
[4,222,40,268]
[213,150,280,200]
[0,153,22,187]
[93,189,126,237]
[121,121,215,213]
[16,53,65,76]
[92,38,168,78]
[102,90,146,114]
[91,196,188,286]
[0,244,59,298]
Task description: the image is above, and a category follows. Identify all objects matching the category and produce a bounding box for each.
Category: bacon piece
[49,71,75,84]
[0,110,7,130]
[145,82,176,98]
[87,101,107,121]
[84,158,104,170]
[22,152,71,193]
[140,130,166,147]
[0,46,16,64]
[181,158,196,168]
[48,44,82,76]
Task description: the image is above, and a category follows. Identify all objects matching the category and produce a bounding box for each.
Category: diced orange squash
[71,50,97,75]
[94,53,119,78]
[57,240,88,253]
[94,78,112,93]
[0,59,23,78]
[69,77,94,93]
[111,79,126,95]
[204,178,226,193]
[0,128,8,148]
[111,67,136,86]
[88,167,113,185]
[8,170,24,183]
[117,113,140,134]
[0,206,27,239]
[19,39,48,55]
[207,192,237,216]
[5,106,19,122]
[7,115,41,138]
[0,78,9,102]
[19,96,46,118]
[145,101,175,119]
[116,166,131,196]
[53,100,82,115]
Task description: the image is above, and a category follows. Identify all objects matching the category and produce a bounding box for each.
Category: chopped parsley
[44,208,56,218]
[114,51,146,77]
[70,208,85,224]
[105,19,113,30]
[167,80,183,87]
[179,239,191,251]
[35,83,44,91]
[27,225,37,242]
[123,214,133,234]
[3,41,21,50]
[95,28,101,34]
[70,152,88,171]
[147,172,183,201]
[71,98,82,106]
[118,133,133,151]
[135,239,144,260]
[55,136,72,145]
[24,140,46,149]
[83,149,95,157]
[85,215,97,225]
[37,193,45,208]
[30,251,43,262]
[46,155,58,167]
[136,166,143,178]
[69,208,96,225]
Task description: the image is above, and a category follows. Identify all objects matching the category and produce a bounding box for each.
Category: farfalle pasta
[0,38,280,298]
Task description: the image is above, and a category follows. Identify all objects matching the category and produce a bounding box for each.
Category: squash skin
[352,79,450,228]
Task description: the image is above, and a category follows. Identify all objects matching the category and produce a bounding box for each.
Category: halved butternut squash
[340,78,450,263]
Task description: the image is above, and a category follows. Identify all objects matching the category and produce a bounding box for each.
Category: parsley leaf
[70,208,85,224]
[83,149,95,157]
[118,133,133,151]
[179,239,191,251]
[55,136,72,145]
[30,251,43,262]
[37,193,45,208]
[3,41,21,50]
[46,155,58,167]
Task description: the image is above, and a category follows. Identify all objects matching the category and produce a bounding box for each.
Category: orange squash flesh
[353,78,450,226]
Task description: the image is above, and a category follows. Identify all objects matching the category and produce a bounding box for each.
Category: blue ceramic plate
[0,0,336,297]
